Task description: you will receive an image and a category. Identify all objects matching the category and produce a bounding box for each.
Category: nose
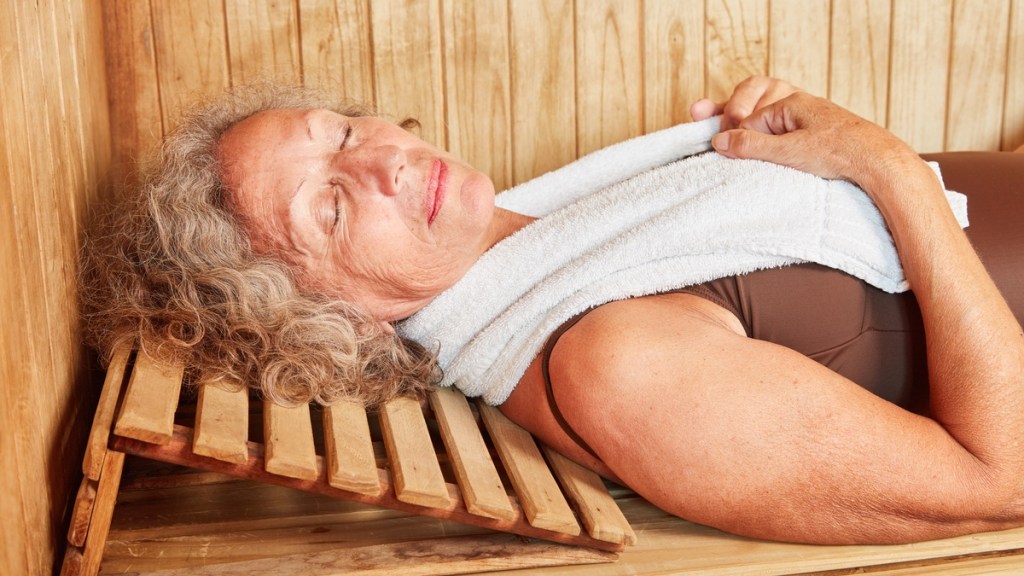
[342,144,404,197]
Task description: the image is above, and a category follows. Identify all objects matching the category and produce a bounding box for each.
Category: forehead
[217,108,323,255]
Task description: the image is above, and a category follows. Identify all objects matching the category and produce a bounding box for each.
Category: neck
[485,207,535,250]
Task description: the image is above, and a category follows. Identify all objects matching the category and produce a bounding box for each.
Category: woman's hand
[710,91,917,191]
[690,76,802,130]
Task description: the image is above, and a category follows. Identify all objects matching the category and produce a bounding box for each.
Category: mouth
[426,159,448,225]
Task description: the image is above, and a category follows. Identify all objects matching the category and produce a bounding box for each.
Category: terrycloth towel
[399,117,968,405]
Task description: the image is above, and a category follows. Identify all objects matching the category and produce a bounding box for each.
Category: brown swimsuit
[539,152,1024,458]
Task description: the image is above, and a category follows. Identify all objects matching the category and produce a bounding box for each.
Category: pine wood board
[99,464,1024,575]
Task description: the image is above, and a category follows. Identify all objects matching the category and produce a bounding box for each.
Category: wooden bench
[60,347,635,575]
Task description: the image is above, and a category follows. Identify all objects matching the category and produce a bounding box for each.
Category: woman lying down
[81,76,1024,545]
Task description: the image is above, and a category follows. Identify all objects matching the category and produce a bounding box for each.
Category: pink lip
[426,159,448,225]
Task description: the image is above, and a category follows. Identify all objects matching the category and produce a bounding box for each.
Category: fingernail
[713,132,729,151]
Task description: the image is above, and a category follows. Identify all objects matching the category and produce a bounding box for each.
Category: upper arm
[548,295,1012,544]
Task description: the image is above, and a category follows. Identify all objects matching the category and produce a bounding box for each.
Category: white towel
[399,117,968,405]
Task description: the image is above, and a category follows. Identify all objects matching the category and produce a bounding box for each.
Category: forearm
[861,157,1024,469]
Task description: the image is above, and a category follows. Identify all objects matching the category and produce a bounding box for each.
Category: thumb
[711,128,805,166]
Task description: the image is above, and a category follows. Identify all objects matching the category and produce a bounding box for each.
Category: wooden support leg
[61,449,126,576]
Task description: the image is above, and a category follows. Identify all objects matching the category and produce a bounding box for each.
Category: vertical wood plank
[644,0,705,132]
[370,0,445,147]
[151,0,230,133]
[1004,0,1024,151]
[5,3,65,570]
[510,0,576,184]
[225,0,302,85]
[768,0,830,96]
[104,0,164,193]
[0,9,33,572]
[575,0,643,156]
[442,0,513,191]
[888,0,952,152]
[945,0,1010,151]
[1006,0,1024,151]
[298,0,375,105]
[830,0,891,124]
[705,0,769,102]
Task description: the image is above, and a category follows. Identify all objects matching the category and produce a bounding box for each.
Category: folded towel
[399,117,968,405]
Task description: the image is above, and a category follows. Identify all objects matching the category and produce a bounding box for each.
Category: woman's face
[217,108,497,322]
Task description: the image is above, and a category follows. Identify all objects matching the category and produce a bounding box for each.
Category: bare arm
[536,87,1024,545]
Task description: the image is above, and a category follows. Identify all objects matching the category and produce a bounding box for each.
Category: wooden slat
[888,0,952,152]
[193,383,249,465]
[112,426,626,552]
[322,400,381,495]
[428,388,514,520]
[378,396,451,508]
[767,0,829,96]
[80,450,125,576]
[262,401,318,481]
[574,0,643,156]
[945,0,1010,151]
[643,0,705,131]
[82,346,130,479]
[830,0,891,124]
[705,0,768,102]
[66,476,98,548]
[542,446,636,546]
[477,403,579,536]
[113,350,184,444]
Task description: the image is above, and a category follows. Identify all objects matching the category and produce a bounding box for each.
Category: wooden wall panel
[1,1,111,574]
[442,0,513,191]
[888,0,952,153]
[104,0,163,194]
[151,0,230,132]
[830,0,891,124]
[768,0,829,97]
[574,0,643,156]
[1003,0,1024,151]
[705,0,768,102]
[298,0,375,105]
[370,0,445,147]
[946,0,1010,151]
[226,0,302,85]
[643,0,705,133]
[510,0,576,182]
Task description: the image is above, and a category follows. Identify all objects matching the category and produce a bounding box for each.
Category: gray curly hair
[79,83,439,406]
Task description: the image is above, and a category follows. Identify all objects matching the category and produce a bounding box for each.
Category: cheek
[458,171,496,226]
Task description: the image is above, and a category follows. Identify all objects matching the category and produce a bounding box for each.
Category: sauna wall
[104,0,1024,194]
[0,1,112,575]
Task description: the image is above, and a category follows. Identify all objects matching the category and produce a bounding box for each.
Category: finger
[711,128,809,169]
[720,76,772,129]
[689,98,723,122]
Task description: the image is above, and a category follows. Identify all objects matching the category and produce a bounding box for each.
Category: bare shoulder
[550,292,747,382]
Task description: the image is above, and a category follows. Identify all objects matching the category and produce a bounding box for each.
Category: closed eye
[340,125,352,150]
[331,188,342,233]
